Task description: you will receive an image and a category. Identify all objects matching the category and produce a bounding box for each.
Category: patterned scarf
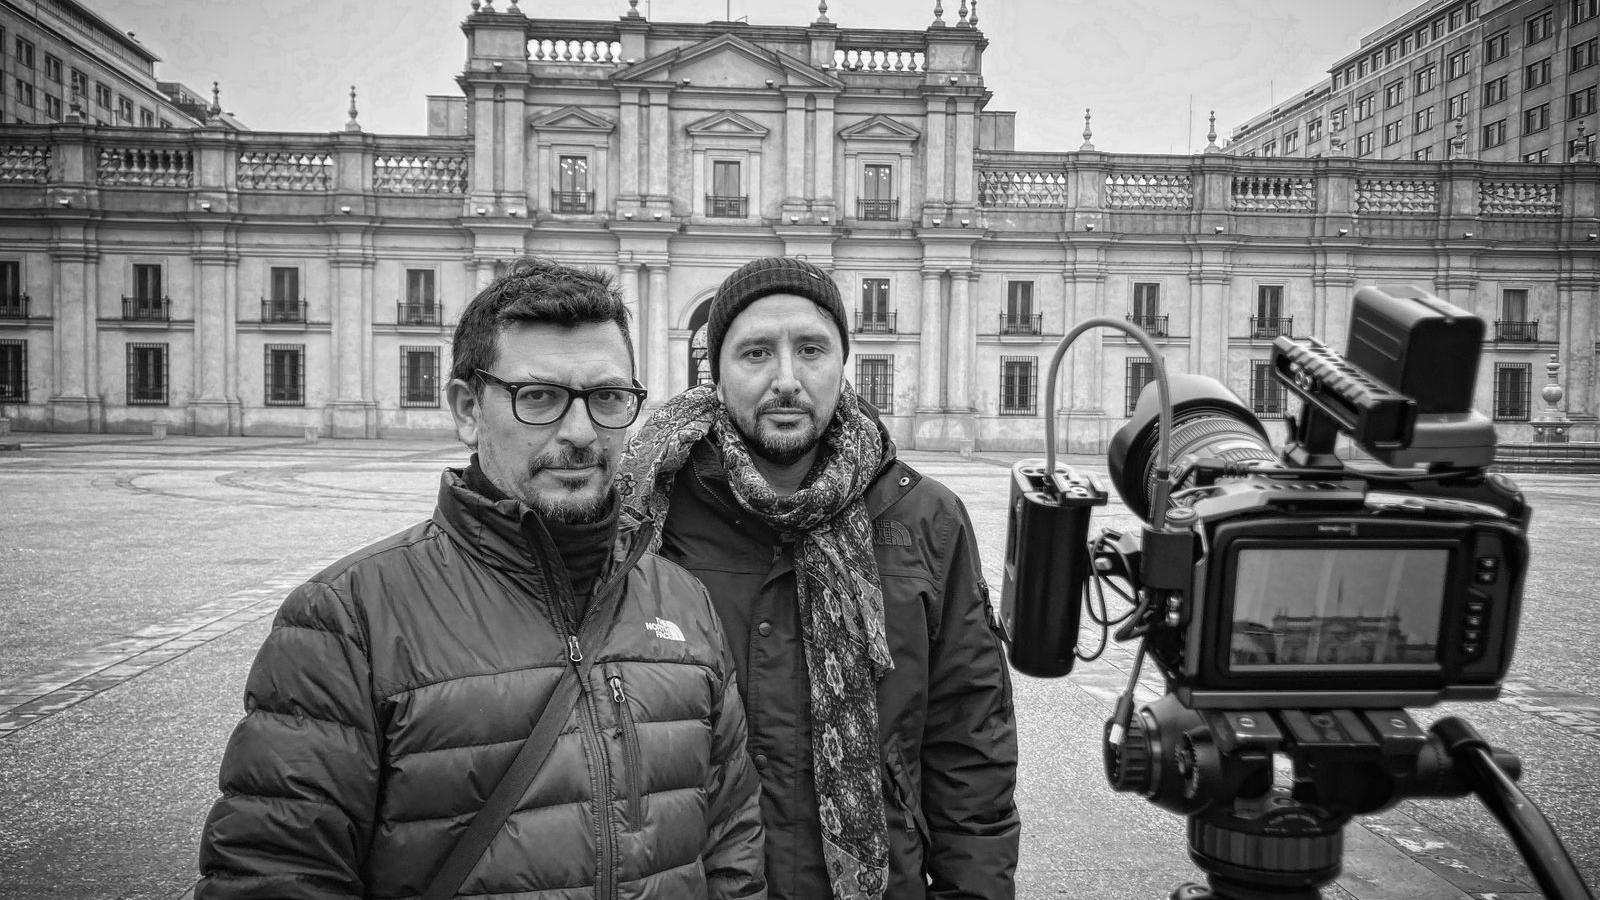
[617,382,893,900]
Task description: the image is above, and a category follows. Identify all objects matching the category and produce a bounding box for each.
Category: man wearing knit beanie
[618,257,1020,900]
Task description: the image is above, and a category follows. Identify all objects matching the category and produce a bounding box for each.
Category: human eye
[798,344,827,359]
[589,387,631,409]
[742,347,771,362]
[515,384,566,414]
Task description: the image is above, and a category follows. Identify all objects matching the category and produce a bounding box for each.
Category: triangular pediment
[838,114,921,143]
[614,33,840,91]
[686,110,770,138]
[528,105,616,133]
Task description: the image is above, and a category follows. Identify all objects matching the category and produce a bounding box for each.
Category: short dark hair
[450,258,634,386]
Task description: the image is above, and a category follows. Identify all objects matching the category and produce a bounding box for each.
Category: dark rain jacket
[657,437,1020,900]
[198,468,765,900]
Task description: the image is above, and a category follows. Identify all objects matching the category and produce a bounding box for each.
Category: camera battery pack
[1347,285,1484,414]
[1001,459,1108,677]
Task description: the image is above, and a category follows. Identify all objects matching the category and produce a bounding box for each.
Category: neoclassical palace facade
[1,2,1596,449]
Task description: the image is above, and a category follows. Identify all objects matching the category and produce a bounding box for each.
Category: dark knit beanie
[706,256,849,381]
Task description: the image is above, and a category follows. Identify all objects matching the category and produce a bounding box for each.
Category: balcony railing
[1251,316,1293,339]
[705,195,747,218]
[857,198,899,220]
[261,299,308,324]
[999,313,1043,335]
[122,296,169,321]
[1126,314,1168,336]
[0,294,30,319]
[552,190,593,214]
[1495,319,1540,342]
[856,311,897,334]
[398,302,440,326]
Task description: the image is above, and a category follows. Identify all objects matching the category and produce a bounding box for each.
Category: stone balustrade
[0,145,50,184]
[237,150,333,191]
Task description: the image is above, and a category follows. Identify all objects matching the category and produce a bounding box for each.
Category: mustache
[758,397,815,415]
[531,448,607,471]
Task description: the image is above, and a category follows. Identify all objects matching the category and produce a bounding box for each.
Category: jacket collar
[431,467,647,576]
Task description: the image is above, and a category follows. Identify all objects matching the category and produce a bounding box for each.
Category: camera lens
[1108,374,1279,522]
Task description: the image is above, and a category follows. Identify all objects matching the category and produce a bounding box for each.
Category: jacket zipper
[608,670,643,829]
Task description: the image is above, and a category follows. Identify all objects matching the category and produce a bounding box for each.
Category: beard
[518,447,614,524]
[728,396,822,466]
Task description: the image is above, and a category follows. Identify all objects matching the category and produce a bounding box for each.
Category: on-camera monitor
[1227,547,1449,670]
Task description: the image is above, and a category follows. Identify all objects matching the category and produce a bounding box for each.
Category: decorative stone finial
[1575,120,1592,162]
[67,83,83,121]
[1080,108,1095,151]
[508,0,520,12]
[482,0,494,10]
[933,0,944,26]
[1533,353,1572,443]
[626,0,641,16]
[816,0,829,23]
[1205,109,1220,153]
[470,0,480,10]
[969,0,978,26]
[208,81,222,118]
[958,0,969,25]
[1449,117,1467,158]
[345,85,360,131]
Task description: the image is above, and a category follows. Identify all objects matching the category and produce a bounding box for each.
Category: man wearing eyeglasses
[198,258,765,900]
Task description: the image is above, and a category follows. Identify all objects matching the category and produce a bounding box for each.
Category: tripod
[1106,696,1595,900]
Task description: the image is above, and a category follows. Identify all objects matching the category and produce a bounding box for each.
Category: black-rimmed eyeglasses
[474,370,648,429]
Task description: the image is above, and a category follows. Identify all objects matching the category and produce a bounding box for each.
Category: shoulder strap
[421,668,582,900]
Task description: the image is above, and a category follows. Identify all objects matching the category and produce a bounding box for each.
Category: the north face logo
[645,617,685,642]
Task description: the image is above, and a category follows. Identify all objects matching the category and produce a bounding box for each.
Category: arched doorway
[686,299,713,389]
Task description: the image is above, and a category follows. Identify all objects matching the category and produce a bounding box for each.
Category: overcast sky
[89,0,1418,155]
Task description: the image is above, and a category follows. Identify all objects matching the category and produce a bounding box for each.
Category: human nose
[554,394,600,445]
[771,348,802,395]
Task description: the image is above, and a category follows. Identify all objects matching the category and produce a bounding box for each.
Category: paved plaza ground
[1,432,1597,899]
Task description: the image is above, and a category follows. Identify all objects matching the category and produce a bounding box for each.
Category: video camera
[1001,287,1593,900]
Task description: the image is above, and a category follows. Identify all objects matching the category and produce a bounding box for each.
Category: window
[1447,48,1471,80]
[126,343,168,406]
[1417,25,1430,47]
[1403,34,1415,56]
[0,261,20,313]
[859,163,895,220]
[1574,38,1599,71]
[1283,130,1299,153]
[0,339,25,402]
[93,83,110,108]
[1482,118,1507,147]
[128,263,163,318]
[264,344,305,406]
[402,269,437,324]
[1251,360,1286,415]
[14,36,33,69]
[1330,107,1349,131]
[1570,86,1597,119]
[1000,357,1037,416]
[1468,1,1481,19]
[1485,76,1508,106]
[1356,94,1376,121]
[1525,58,1552,90]
[1124,358,1154,416]
[859,278,893,332]
[706,159,744,218]
[1485,31,1509,63]
[1003,281,1038,334]
[1386,43,1398,65]
[1129,282,1164,335]
[1356,132,1375,156]
[44,54,61,83]
[1524,103,1550,134]
[1416,106,1436,133]
[1384,120,1404,145]
[1262,140,1277,158]
[44,94,61,121]
[1415,65,1437,94]
[1502,288,1529,323]
[399,346,440,408]
[1385,80,1405,108]
[1308,117,1323,142]
[1450,7,1465,29]
[1433,18,1446,40]
[1577,0,1600,22]
[856,356,893,414]
[1415,146,1435,160]
[1524,148,1552,162]
[267,267,301,322]
[554,154,591,213]
[1255,286,1288,337]
[116,95,134,123]
[1526,9,1553,44]
[15,79,34,109]
[1572,132,1598,159]
[1494,363,1530,421]
[138,107,154,128]
[1448,90,1471,120]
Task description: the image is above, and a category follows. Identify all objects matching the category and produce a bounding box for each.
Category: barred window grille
[1251,359,1286,416]
[856,355,893,414]
[1494,363,1531,421]
[1126,357,1155,416]
[126,342,168,406]
[400,346,440,408]
[0,338,26,402]
[265,344,305,406]
[1000,356,1038,416]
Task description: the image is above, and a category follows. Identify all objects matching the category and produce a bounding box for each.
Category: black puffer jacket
[198,469,765,899]
[657,438,1019,900]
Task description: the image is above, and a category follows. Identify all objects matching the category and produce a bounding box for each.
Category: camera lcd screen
[1228,547,1449,669]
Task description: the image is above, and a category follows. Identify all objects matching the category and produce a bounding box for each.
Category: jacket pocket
[882,742,930,855]
[606,668,643,830]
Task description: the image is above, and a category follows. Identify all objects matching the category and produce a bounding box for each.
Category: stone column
[502,83,526,209]
[647,89,670,205]
[618,89,641,206]
[328,253,375,438]
[619,261,643,376]
[924,101,947,217]
[946,268,974,411]
[952,98,976,215]
[814,94,835,216]
[917,269,944,411]
[190,252,232,435]
[1560,274,1598,431]
[647,265,671,399]
[47,245,96,432]
[784,93,807,208]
